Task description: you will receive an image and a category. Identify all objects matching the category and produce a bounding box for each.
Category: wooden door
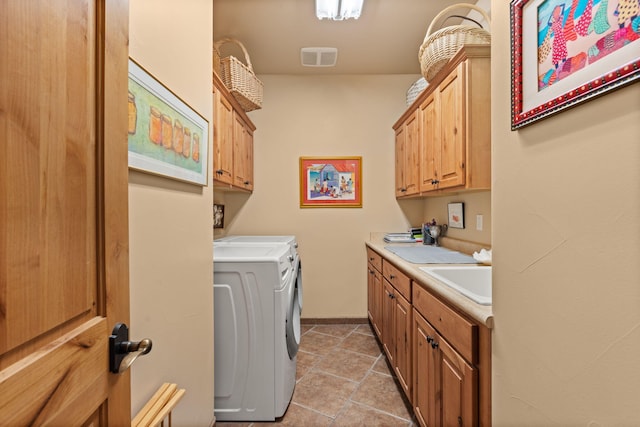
[0,0,131,425]
[438,335,477,427]
[371,267,383,338]
[393,292,412,399]
[437,64,466,190]
[233,113,254,191]
[413,311,437,427]
[213,87,234,184]
[381,281,395,365]
[367,265,375,323]
[394,125,406,197]
[403,111,420,196]
[419,92,438,192]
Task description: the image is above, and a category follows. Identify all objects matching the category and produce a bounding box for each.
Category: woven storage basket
[213,46,221,76]
[214,37,263,112]
[419,3,491,83]
[406,77,428,106]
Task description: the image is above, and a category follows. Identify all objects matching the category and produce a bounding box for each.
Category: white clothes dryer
[214,235,303,349]
[213,244,298,421]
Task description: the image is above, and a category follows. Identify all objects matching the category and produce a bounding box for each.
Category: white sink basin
[419,266,492,305]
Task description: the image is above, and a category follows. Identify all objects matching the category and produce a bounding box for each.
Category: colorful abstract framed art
[299,157,362,208]
[510,0,640,130]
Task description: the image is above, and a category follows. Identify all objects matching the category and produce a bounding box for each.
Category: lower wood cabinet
[381,260,412,400]
[413,310,477,427]
[366,245,491,427]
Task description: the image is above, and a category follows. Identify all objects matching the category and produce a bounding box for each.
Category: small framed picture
[448,202,465,229]
[214,204,225,229]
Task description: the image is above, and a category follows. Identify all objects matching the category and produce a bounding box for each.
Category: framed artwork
[448,202,465,229]
[214,204,225,229]
[128,58,209,185]
[510,0,640,130]
[299,156,362,208]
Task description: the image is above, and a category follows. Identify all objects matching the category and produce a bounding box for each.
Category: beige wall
[129,0,214,425]
[491,1,640,425]
[218,74,425,319]
[422,191,491,246]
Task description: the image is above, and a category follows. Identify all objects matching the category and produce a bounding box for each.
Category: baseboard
[301,317,368,325]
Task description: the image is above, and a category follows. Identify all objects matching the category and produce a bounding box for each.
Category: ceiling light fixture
[315,0,363,21]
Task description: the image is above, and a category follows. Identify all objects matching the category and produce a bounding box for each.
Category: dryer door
[285,262,301,359]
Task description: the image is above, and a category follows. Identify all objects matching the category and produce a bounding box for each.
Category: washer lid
[215,235,297,246]
[213,244,290,262]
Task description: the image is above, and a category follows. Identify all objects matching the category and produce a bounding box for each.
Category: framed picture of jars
[127,58,209,185]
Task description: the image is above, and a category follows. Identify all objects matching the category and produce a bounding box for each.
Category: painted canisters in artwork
[127,58,209,185]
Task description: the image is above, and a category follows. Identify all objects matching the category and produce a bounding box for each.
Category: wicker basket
[406,77,428,106]
[214,37,263,112]
[213,46,221,76]
[419,3,491,83]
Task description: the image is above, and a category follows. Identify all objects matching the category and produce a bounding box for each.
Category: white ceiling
[213,0,483,75]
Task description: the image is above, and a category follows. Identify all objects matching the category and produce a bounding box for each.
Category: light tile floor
[216,323,416,426]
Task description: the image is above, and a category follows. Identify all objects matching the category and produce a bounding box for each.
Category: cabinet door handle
[389,293,395,299]
[426,335,433,344]
[431,340,439,349]
[389,274,396,279]
[244,180,250,185]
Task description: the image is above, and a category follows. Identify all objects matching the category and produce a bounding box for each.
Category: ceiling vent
[301,47,338,67]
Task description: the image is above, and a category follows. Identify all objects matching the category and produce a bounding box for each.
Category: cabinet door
[367,264,375,323]
[413,311,438,427]
[419,91,438,192]
[437,64,466,190]
[404,111,420,196]
[214,89,234,184]
[394,292,412,399]
[394,125,406,197]
[372,266,383,338]
[233,113,253,191]
[438,335,478,427]
[382,280,396,365]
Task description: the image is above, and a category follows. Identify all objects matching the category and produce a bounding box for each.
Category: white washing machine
[214,235,303,316]
[213,243,299,421]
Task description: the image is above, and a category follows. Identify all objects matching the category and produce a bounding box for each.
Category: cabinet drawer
[382,261,411,301]
[366,247,382,272]
[412,284,477,364]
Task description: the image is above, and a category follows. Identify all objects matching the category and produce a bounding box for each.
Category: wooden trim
[102,0,131,424]
[301,318,368,325]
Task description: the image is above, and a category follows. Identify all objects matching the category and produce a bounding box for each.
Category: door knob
[109,323,153,374]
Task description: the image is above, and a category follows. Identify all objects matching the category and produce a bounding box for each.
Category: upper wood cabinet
[233,112,254,191]
[395,110,420,197]
[214,85,234,185]
[213,73,256,192]
[394,45,491,198]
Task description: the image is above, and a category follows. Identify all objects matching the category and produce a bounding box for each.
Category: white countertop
[366,232,494,329]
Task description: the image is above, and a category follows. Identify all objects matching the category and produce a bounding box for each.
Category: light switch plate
[476,215,483,231]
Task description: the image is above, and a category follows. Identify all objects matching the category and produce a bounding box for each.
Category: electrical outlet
[476,215,483,231]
